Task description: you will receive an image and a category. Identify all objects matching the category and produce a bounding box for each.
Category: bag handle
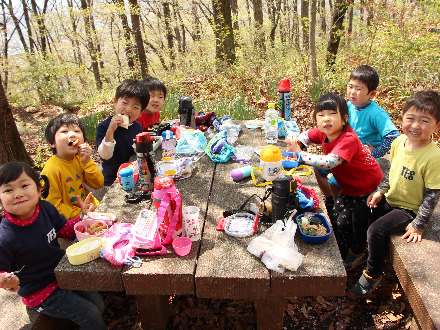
[157,190,182,245]
[251,165,313,187]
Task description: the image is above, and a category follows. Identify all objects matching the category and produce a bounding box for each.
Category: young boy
[287,93,383,258]
[347,90,440,297]
[317,65,400,212]
[96,79,149,186]
[41,113,104,220]
[136,76,167,131]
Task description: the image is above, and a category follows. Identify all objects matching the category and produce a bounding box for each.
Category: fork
[5,265,25,278]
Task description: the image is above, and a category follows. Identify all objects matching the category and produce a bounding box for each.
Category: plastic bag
[176,130,207,156]
[247,211,303,273]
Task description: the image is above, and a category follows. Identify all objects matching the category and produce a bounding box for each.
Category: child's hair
[142,76,167,99]
[402,90,440,123]
[0,162,49,199]
[349,65,379,93]
[115,79,150,110]
[313,93,349,122]
[45,113,87,154]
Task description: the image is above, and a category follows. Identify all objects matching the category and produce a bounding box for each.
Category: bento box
[66,237,103,265]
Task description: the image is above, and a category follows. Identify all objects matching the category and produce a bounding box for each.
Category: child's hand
[0,272,20,291]
[367,191,382,208]
[78,192,96,216]
[78,143,93,164]
[402,223,423,243]
[286,137,301,153]
[108,115,124,132]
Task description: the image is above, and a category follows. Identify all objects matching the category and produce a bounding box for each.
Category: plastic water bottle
[265,103,278,144]
[278,78,291,120]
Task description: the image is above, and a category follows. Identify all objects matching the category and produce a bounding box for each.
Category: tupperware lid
[118,167,133,177]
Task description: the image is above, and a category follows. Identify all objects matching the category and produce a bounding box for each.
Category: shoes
[351,270,383,297]
[343,248,368,271]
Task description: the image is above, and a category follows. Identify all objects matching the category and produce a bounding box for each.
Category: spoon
[5,265,25,278]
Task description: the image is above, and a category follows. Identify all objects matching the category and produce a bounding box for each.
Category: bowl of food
[74,219,108,241]
[296,212,332,244]
[66,237,103,265]
[281,152,299,169]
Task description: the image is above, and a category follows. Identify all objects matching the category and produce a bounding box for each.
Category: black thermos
[271,176,298,223]
[178,96,196,128]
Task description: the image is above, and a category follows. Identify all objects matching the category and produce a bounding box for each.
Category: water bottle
[178,96,196,128]
[135,132,155,193]
[271,176,298,223]
[265,103,278,144]
[278,78,291,120]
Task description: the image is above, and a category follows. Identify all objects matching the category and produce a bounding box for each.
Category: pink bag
[100,222,141,265]
[132,209,167,256]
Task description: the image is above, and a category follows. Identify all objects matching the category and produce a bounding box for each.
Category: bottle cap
[162,130,173,140]
[154,175,175,190]
[268,103,275,108]
[278,78,291,92]
[260,145,282,162]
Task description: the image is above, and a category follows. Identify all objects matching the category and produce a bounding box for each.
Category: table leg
[135,294,170,330]
[254,297,285,330]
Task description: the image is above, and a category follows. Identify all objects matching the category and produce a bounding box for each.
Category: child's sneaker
[351,270,383,297]
[343,248,368,271]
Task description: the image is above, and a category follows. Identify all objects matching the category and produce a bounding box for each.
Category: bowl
[74,219,108,241]
[66,237,103,265]
[296,212,332,244]
[281,152,299,169]
[172,237,192,256]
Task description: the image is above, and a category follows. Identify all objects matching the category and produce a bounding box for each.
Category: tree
[326,0,349,69]
[129,0,148,78]
[163,1,176,69]
[252,0,266,56]
[309,0,317,79]
[0,75,32,165]
[212,0,235,65]
[301,0,309,50]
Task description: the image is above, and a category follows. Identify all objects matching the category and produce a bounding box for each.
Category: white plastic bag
[247,211,303,273]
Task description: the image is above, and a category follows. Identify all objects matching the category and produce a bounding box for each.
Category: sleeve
[371,130,400,158]
[299,152,344,169]
[82,158,104,190]
[57,215,82,239]
[42,160,81,220]
[376,167,390,195]
[98,140,116,160]
[297,130,312,148]
[411,188,440,232]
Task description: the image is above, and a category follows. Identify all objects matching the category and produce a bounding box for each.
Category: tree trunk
[212,0,236,65]
[301,0,309,51]
[326,0,349,69]
[346,5,353,45]
[20,0,35,53]
[230,0,239,32]
[29,0,49,57]
[80,0,102,90]
[192,1,202,41]
[6,0,29,54]
[162,1,176,68]
[129,0,148,78]
[269,0,281,47]
[320,0,326,34]
[114,0,135,74]
[172,1,186,53]
[309,0,317,80]
[0,76,32,165]
[252,0,266,56]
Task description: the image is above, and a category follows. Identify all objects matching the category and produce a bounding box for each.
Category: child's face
[144,89,165,115]
[114,96,142,124]
[316,109,348,142]
[50,124,84,160]
[346,79,376,108]
[0,171,41,220]
[402,106,440,147]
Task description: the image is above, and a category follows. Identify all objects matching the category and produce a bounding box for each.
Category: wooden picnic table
[55,121,346,329]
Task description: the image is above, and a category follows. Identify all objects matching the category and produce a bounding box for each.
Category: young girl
[0,162,107,329]
[287,93,383,259]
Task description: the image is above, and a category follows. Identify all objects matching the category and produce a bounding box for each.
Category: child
[0,162,107,329]
[96,79,149,186]
[42,113,104,220]
[317,65,400,212]
[136,76,167,131]
[348,90,440,297]
[287,93,383,258]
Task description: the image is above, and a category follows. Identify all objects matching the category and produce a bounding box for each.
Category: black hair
[45,113,86,154]
[349,65,379,93]
[0,162,49,199]
[313,93,349,123]
[402,90,440,123]
[142,76,167,99]
[115,79,150,110]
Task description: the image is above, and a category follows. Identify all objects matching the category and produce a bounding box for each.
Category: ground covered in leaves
[11,99,416,329]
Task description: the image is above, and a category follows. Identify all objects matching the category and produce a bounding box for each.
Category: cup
[119,167,135,190]
[182,206,201,241]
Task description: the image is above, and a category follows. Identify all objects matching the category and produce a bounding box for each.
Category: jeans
[352,198,415,278]
[32,288,106,329]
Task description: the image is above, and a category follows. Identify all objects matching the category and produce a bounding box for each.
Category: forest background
[0,0,439,164]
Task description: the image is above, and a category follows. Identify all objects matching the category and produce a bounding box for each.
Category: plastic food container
[66,237,103,265]
[172,237,192,256]
[281,152,299,169]
[296,213,332,244]
[74,219,108,241]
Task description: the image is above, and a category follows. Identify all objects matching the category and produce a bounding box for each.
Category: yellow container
[66,237,103,265]
[260,145,282,162]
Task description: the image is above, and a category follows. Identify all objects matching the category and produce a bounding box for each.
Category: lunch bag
[205,131,249,164]
[100,222,141,266]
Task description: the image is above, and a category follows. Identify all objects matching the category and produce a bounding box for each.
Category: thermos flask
[178,96,196,128]
[271,176,298,223]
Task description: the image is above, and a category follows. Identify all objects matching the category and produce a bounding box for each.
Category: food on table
[76,221,107,235]
[281,154,298,162]
[300,215,327,236]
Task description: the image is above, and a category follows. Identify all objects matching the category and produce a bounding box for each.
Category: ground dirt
[10,103,416,329]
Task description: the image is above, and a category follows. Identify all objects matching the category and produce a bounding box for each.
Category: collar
[354,101,371,111]
[4,203,40,226]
